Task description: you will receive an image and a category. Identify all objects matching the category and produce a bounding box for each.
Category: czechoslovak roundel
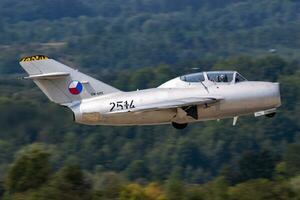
[68,81,83,95]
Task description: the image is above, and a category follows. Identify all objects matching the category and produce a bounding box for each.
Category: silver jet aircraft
[19,55,281,129]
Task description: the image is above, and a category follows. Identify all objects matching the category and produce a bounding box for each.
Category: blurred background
[0,0,300,199]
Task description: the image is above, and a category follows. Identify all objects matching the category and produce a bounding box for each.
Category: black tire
[265,112,276,118]
[172,122,188,129]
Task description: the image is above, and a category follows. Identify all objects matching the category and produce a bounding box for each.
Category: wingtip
[19,55,49,62]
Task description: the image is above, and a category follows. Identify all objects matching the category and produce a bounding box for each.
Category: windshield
[235,73,247,83]
[207,72,234,83]
[180,73,205,82]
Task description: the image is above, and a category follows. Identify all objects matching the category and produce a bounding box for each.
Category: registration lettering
[110,100,135,112]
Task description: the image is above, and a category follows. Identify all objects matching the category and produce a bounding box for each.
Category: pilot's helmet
[218,74,228,82]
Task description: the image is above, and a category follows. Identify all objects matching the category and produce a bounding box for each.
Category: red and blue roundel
[68,81,83,95]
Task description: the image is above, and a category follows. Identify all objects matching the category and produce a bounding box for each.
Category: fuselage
[72,80,281,126]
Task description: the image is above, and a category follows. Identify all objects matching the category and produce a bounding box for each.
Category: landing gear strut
[172,122,188,129]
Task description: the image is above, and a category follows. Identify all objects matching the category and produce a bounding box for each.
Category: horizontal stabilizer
[24,72,70,80]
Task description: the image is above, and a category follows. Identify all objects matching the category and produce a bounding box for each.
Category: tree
[191,177,229,200]
[176,140,206,168]
[93,171,123,199]
[165,173,185,200]
[0,180,4,199]
[5,144,51,193]
[119,183,149,200]
[125,160,150,181]
[283,143,300,176]
[289,175,300,198]
[144,182,166,200]
[47,164,91,200]
[228,179,295,200]
[223,150,277,185]
[238,150,277,181]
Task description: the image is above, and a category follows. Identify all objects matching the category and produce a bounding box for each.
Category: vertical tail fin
[19,55,120,106]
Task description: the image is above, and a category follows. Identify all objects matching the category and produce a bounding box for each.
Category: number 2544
[110,100,135,112]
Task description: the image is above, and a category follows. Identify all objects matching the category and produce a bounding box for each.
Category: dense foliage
[5,144,299,200]
[0,0,300,199]
[1,56,300,199]
[0,0,300,74]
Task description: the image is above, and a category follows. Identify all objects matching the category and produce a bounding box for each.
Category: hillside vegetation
[0,0,300,199]
[0,0,299,73]
[1,56,300,199]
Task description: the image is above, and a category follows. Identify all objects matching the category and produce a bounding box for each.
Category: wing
[107,96,223,114]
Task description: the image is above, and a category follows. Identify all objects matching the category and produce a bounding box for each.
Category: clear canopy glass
[180,72,205,82]
[180,71,247,83]
[206,72,234,83]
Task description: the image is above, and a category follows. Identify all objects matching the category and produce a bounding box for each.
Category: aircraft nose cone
[272,82,281,107]
[263,82,281,108]
[257,82,281,109]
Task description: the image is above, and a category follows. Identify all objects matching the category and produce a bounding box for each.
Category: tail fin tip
[20,55,49,62]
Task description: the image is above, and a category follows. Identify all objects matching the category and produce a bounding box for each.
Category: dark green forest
[0,0,300,199]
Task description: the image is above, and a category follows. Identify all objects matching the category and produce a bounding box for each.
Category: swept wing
[108,96,222,114]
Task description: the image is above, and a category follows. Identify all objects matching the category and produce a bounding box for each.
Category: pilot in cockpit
[218,74,228,82]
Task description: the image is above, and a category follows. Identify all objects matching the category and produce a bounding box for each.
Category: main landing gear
[265,112,276,118]
[172,122,188,129]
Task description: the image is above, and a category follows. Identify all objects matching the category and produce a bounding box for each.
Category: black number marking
[130,100,135,108]
[124,101,129,109]
[109,100,135,112]
[117,101,124,110]
[110,102,116,112]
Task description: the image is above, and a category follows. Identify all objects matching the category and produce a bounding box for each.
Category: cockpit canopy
[180,71,247,83]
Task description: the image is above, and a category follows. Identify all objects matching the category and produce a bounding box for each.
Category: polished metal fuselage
[72,81,281,126]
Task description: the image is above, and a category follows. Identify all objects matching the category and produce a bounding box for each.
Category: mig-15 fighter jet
[19,55,281,129]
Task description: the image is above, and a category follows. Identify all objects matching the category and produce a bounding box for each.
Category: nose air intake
[272,82,281,108]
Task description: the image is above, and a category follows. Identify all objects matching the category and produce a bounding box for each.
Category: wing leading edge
[107,96,223,115]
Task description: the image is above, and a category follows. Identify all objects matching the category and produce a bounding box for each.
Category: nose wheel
[172,122,188,129]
